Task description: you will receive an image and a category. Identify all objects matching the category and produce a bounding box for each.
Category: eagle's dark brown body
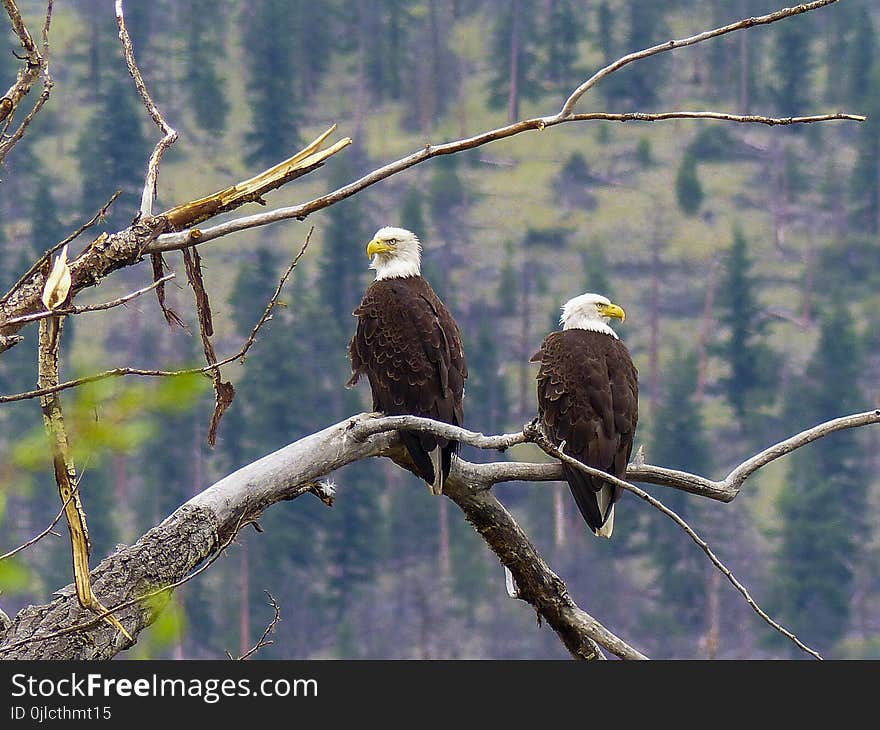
[348,275,467,488]
[531,329,638,535]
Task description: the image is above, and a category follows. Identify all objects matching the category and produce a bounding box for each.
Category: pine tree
[716,226,778,424]
[317,149,372,324]
[602,1,669,109]
[487,0,542,120]
[30,175,66,255]
[675,152,703,216]
[770,301,867,656]
[540,0,583,90]
[400,187,426,237]
[771,13,815,118]
[849,66,880,235]
[595,1,615,64]
[845,7,874,109]
[76,73,150,231]
[642,349,713,656]
[181,0,228,136]
[242,0,302,168]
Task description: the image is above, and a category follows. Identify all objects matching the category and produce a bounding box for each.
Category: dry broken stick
[36,314,132,641]
[0,0,53,164]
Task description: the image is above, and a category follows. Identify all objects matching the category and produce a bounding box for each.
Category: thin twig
[228,591,280,660]
[0,493,73,561]
[0,0,53,165]
[114,0,177,217]
[0,229,313,404]
[3,274,174,326]
[0,191,122,307]
[523,422,823,660]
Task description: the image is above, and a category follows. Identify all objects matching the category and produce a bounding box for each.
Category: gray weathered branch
[0,415,645,660]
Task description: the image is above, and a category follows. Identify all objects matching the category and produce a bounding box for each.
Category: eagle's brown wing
[349,276,467,487]
[532,329,638,535]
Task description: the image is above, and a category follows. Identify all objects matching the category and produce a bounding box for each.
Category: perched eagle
[347,226,467,494]
[531,293,638,538]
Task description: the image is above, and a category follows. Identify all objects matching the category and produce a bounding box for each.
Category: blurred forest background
[1,0,879,659]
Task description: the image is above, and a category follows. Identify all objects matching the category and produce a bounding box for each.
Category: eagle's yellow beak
[366,238,393,258]
[598,302,626,322]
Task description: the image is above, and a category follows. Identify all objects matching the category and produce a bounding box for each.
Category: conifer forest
[1,0,879,660]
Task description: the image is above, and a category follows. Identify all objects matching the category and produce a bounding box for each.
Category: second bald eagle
[348,227,467,495]
[531,293,639,538]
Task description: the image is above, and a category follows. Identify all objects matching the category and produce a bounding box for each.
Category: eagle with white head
[531,292,639,537]
[347,227,468,495]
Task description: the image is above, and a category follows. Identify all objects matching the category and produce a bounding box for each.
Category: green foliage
[487,0,542,118]
[640,349,713,653]
[675,152,703,216]
[636,137,653,168]
[181,0,229,136]
[769,301,868,655]
[686,126,740,162]
[771,13,815,118]
[318,149,372,324]
[0,558,30,595]
[715,226,778,424]
[76,73,150,231]
[242,0,303,167]
[601,1,669,108]
[540,0,584,90]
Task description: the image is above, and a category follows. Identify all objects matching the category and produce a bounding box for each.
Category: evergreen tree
[540,0,583,90]
[242,0,302,167]
[770,301,867,655]
[76,73,150,232]
[849,67,880,234]
[771,14,815,118]
[400,187,426,237]
[463,304,511,438]
[675,152,703,216]
[716,226,778,424]
[602,1,669,108]
[317,150,372,324]
[30,175,66,255]
[641,350,713,656]
[181,0,228,136]
[362,0,411,102]
[487,0,542,120]
[845,7,874,109]
[595,1,615,64]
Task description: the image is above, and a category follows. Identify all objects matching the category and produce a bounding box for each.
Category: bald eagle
[347,227,468,495]
[531,293,638,538]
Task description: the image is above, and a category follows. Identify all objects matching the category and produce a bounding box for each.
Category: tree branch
[0,415,645,660]
[553,0,841,119]
[114,0,177,218]
[0,0,52,165]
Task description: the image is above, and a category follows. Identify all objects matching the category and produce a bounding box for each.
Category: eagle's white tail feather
[595,486,615,538]
[429,447,443,495]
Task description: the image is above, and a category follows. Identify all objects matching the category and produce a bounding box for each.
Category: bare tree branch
[3,273,174,326]
[0,493,71,562]
[0,415,646,660]
[554,0,841,118]
[523,422,823,660]
[0,191,122,310]
[5,404,874,660]
[228,591,281,660]
[114,0,177,218]
[0,0,53,165]
[0,231,312,404]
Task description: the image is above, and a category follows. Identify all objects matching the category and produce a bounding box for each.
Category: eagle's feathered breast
[348,275,467,484]
[531,328,638,533]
